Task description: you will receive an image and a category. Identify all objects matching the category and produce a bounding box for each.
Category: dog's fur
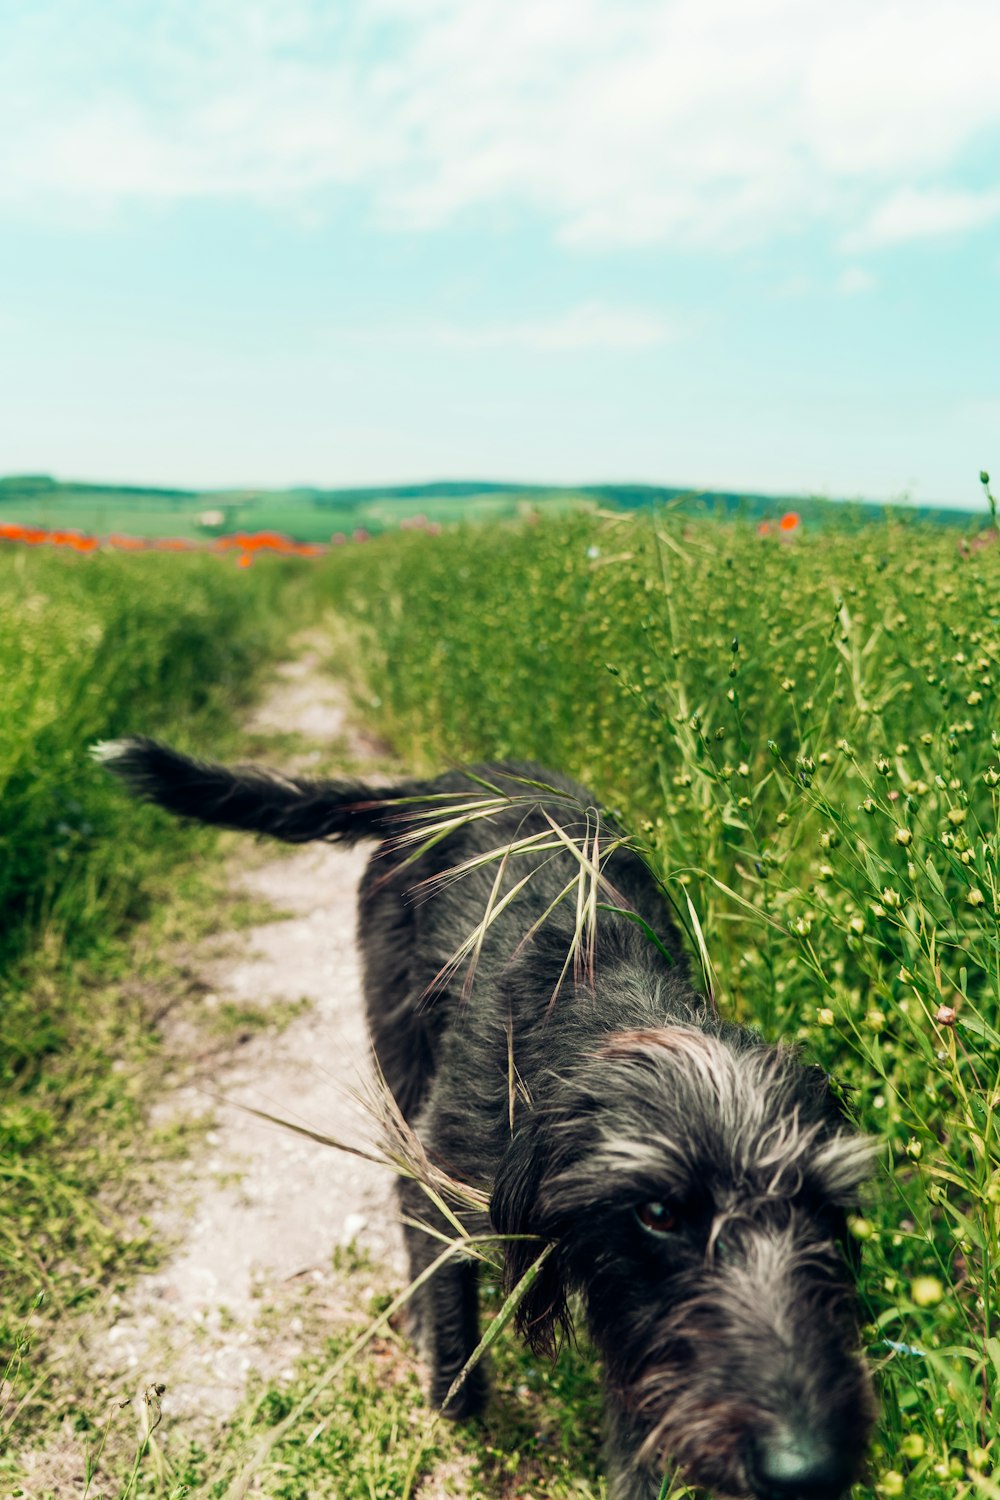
[99,741,877,1500]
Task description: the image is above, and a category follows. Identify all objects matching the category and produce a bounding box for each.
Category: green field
[0,475,595,542]
[3,499,999,1498]
[0,471,981,543]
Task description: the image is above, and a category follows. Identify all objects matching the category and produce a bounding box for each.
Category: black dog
[99,742,876,1500]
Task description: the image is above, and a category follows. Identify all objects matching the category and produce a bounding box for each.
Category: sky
[0,0,998,505]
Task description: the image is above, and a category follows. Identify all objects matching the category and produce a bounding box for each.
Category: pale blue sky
[1,0,997,504]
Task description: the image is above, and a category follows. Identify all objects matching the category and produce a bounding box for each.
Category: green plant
[314,505,1000,1497]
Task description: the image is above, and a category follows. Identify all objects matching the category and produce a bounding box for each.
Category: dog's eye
[636,1201,679,1235]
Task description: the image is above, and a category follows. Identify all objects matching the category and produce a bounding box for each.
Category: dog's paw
[432,1361,489,1422]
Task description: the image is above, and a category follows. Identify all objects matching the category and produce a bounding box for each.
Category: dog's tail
[92,736,423,846]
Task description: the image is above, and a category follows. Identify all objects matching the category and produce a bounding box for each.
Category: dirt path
[17,638,452,1495]
[99,832,405,1423]
[105,645,406,1409]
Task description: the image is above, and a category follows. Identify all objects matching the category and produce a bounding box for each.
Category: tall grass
[1,547,305,1366]
[0,548,304,969]
[318,509,1000,1497]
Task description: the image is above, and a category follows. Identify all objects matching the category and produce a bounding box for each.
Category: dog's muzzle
[744,1428,854,1500]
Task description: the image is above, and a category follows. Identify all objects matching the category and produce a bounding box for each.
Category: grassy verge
[30,1250,608,1500]
[312,508,1000,1497]
[1,549,307,1401]
[0,548,308,969]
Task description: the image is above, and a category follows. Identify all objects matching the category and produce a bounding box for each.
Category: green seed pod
[910,1276,944,1308]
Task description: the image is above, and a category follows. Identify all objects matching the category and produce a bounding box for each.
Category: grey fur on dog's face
[494,1027,876,1499]
[101,743,877,1500]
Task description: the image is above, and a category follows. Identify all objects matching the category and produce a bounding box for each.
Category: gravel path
[119,644,406,1412]
[17,640,458,1495]
[99,827,406,1424]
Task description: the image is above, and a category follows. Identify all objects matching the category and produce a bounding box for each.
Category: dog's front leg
[398,1177,487,1419]
[604,1394,671,1500]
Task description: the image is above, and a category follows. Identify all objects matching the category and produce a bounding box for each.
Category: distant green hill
[0,473,981,542]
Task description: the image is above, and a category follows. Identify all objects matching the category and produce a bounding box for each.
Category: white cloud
[836,266,876,296]
[434,302,677,351]
[844,186,1000,250]
[1,0,999,251]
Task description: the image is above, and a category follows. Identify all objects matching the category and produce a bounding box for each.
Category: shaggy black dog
[99,742,876,1500]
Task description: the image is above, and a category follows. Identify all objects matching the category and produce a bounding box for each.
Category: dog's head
[490,1025,877,1500]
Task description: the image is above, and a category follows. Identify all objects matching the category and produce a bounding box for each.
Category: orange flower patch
[1,522,47,544]
[50,530,99,552]
[0,519,332,563]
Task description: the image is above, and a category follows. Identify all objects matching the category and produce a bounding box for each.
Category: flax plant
[319,495,1000,1496]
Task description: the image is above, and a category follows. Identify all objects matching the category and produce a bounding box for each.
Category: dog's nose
[747,1432,850,1500]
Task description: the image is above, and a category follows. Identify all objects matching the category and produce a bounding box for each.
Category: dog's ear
[490,1123,570,1359]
